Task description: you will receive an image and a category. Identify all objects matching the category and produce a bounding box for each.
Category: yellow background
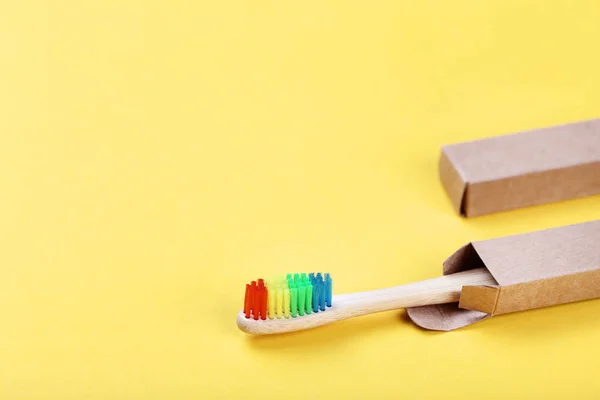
[1,1,600,399]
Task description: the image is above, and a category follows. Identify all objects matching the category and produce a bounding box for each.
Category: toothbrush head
[242,272,332,321]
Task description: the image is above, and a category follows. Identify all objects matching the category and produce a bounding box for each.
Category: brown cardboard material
[439,118,600,217]
[406,219,600,331]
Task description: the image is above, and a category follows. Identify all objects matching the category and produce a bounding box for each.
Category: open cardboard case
[406,220,600,331]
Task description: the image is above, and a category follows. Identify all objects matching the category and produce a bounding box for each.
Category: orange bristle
[250,281,258,320]
[244,284,252,318]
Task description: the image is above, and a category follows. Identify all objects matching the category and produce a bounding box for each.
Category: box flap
[406,242,492,330]
[459,285,499,314]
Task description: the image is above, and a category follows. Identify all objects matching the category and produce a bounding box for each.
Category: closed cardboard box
[440,118,600,217]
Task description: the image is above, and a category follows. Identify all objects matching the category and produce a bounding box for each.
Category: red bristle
[244,284,252,319]
[256,279,267,320]
[251,281,259,320]
[249,281,257,318]
[245,279,268,320]
[254,288,261,321]
[260,287,268,320]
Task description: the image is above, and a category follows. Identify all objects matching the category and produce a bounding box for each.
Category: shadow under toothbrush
[241,297,600,352]
[242,310,443,352]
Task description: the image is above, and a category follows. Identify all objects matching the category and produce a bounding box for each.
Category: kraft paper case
[406,220,600,331]
[440,118,600,217]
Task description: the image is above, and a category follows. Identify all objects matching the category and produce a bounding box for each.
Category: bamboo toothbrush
[237,269,497,335]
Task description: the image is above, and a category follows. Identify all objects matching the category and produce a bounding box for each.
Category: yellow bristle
[275,287,283,319]
[267,280,275,319]
[283,287,290,318]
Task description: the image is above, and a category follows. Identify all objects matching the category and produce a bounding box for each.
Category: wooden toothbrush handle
[333,267,496,316]
[236,268,496,335]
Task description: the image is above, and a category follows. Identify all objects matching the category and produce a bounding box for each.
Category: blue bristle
[304,272,334,312]
[313,273,323,311]
[318,280,326,311]
[312,281,320,313]
[325,273,332,307]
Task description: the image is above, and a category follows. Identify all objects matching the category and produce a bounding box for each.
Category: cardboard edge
[439,147,468,216]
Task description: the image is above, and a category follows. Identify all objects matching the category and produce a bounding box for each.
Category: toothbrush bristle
[256,279,267,320]
[242,272,333,320]
[244,284,252,318]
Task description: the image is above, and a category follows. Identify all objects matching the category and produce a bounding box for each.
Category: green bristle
[290,283,298,318]
[293,273,300,284]
[298,284,306,316]
[305,282,313,314]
